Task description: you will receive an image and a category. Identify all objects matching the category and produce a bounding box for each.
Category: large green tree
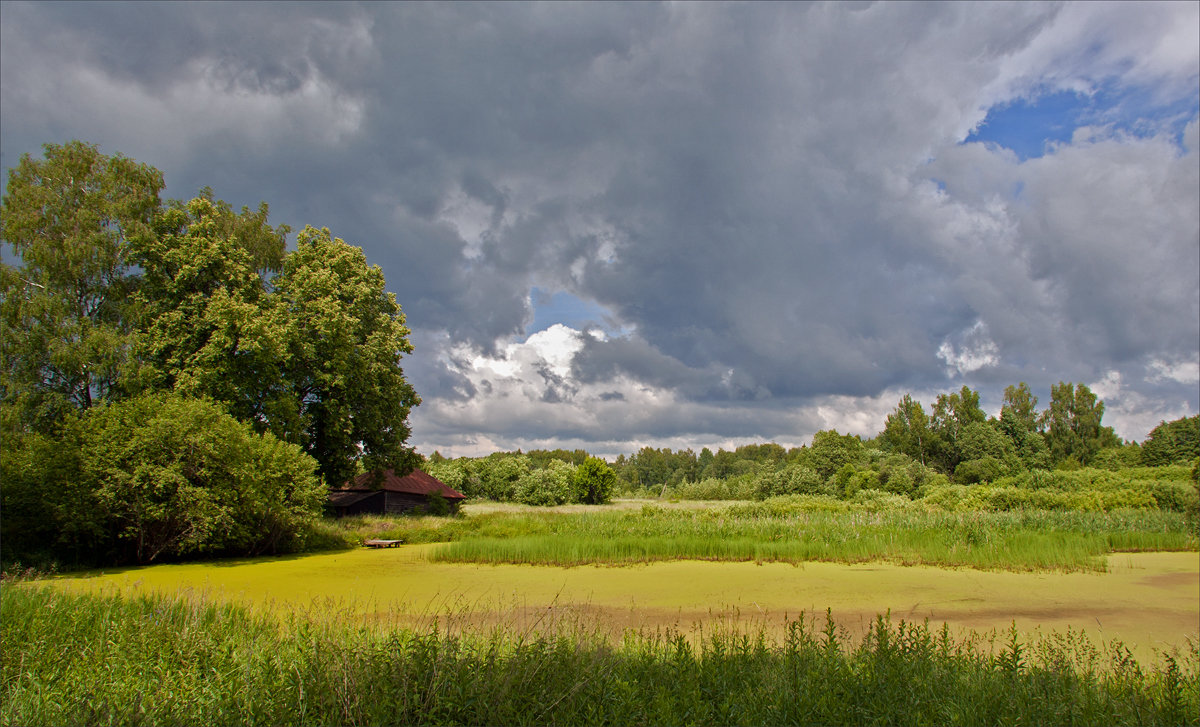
[0,141,163,428]
[1040,382,1119,466]
[1141,415,1200,466]
[929,385,986,473]
[130,191,288,423]
[880,394,934,466]
[270,226,421,486]
[997,382,1050,470]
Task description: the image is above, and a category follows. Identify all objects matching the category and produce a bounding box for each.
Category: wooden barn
[326,469,466,516]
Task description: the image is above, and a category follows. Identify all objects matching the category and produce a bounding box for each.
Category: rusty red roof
[337,469,466,500]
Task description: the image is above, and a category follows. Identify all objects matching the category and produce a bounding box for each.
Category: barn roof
[327,490,383,507]
[336,469,466,500]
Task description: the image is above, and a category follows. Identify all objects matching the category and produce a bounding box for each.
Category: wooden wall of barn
[384,491,433,514]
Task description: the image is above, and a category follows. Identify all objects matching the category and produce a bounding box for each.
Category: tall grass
[3,586,1195,726]
[425,507,1198,571]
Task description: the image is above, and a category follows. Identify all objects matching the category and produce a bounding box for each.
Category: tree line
[1,141,420,565]
[607,385,1197,490]
[425,390,1197,503]
[424,450,616,506]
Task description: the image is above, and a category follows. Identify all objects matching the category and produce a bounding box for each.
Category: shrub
[424,492,452,516]
[849,489,913,511]
[514,463,574,506]
[573,457,616,504]
[755,463,829,499]
[675,478,733,500]
[77,392,325,563]
[954,456,1006,485]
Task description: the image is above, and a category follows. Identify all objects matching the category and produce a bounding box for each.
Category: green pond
[49,546,1198,663]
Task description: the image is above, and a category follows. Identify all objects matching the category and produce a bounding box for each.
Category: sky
[1,1,1197,458]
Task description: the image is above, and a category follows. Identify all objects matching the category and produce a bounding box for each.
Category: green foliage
[5,587,1195,727]
[1142,415,1200,466]
[423,491,451,517]
[1001,382,1040,433]
[875,454,940,497]
[920,466,1199,514]
[929,385,987,473]
[954,457,1007,485]
[4,391,327,567]
[674,476,757,500]
[754,462,830,499]
[76,392,325,563]
[1,141,163,426]
[2,142,420,528]
[423,459,471,496]
[271,226,421,486]
[808,429,866,481]
[1091,442,1143,470]
[573,456,616,504]
[1042,382,1120,466]
[479,453,530,501]
[514,461,575,506]
[0,421,95,566]
[880,394,934,466]
[129,191,287,421]
[525,448,590,468]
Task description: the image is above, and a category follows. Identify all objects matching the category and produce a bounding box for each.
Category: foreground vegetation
[3,586,1196,726]
[2,141,420,568]
[319,503,1197,571]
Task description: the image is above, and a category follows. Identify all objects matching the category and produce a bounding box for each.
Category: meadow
[3,585,1197,726]
[4,498,1198,726]
[321,499,1198,571]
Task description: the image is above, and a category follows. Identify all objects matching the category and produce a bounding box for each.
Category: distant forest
[423,386,1198,506]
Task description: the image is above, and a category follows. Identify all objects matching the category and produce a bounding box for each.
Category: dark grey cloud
[2,1,1196,455]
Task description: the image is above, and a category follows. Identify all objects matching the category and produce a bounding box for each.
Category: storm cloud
[2,1,1196,456]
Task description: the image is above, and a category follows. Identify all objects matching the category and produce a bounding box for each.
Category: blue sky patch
[967,90,1086,160]
[967,84,1199,161]
[527,287,615,335]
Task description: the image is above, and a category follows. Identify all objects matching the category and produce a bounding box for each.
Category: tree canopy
[1,141,421,566]
[0,141,163,426]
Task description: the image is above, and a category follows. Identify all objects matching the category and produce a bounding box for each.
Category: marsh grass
[2,586,1196,726]
[423,507,1197,571]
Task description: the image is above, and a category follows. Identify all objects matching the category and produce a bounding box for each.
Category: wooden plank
[363,539,403,548]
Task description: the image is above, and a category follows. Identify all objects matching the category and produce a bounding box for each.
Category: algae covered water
[47,546,1199,664]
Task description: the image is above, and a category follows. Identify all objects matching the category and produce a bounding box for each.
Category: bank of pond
[322,501,1198,572]
[2,581,1196,726]
[3,499,1197,726]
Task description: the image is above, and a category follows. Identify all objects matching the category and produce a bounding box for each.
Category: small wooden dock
[363,539,403,549]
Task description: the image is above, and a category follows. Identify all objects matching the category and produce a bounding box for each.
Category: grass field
[3,585,1197,726]
[321,502,1198,571]
[6,500,1198,725]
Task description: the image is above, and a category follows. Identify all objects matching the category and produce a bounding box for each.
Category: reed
[3,586,1195,726]
[425,507,1197,571]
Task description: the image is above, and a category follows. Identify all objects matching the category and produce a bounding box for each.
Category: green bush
[514,463,574,506]
[572,457,616,504]
[954,456,1006,485]
[2,392,327,566]
[675,477,735,500]
[754,463,829,499]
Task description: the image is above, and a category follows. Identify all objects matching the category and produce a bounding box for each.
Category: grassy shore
[3,585,1196,726]
[324,504,1198,571]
